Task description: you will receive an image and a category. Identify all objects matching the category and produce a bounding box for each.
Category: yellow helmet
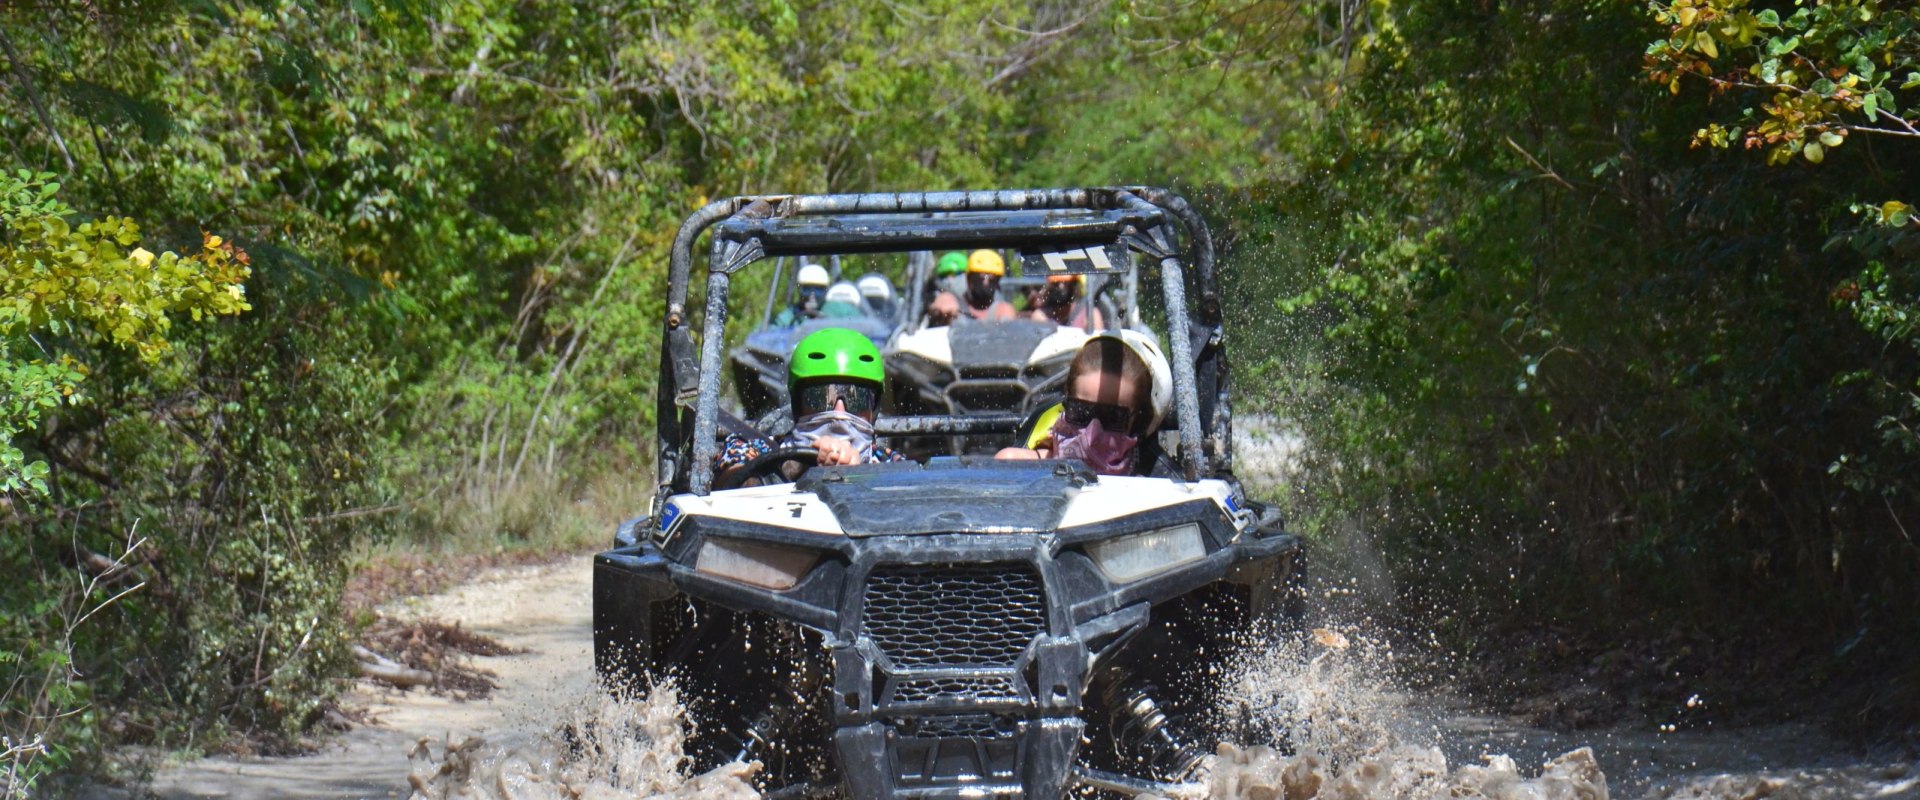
[966,249,1005,277]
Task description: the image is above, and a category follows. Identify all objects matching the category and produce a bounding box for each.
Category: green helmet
[789,327,885,387]
[936,251,968,277]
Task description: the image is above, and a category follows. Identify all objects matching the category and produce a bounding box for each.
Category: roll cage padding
[656,188,1228,505]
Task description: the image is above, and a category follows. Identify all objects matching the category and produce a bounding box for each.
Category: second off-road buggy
[594,188,1304,798]
[730,256,906,421]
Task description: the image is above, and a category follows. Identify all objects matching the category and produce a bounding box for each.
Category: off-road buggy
[593,189,1304,798]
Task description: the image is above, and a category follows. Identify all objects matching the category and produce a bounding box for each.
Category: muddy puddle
[118,560,1915,800]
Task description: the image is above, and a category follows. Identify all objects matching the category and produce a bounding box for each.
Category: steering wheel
[714,447,820,491]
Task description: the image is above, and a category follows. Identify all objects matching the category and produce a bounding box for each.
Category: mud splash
[1203,625,1611,799]
[341,560,1900,800]
[397,623,1619,800]
[399,626,1616,800]
[402,682,760,800]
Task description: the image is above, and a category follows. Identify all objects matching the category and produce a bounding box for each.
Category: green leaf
[1757,9,1780,26]
[1886,201,1914,228]
[1903,72,1920,90]
[1758,58,1780,83]
[1820,130,1844,148]
[1803,141,1825,163]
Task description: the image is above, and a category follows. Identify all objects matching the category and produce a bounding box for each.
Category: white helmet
[797,263,831,288]
[826,281,861,306]
[1089,329,1173,435]
[856,274,893,303]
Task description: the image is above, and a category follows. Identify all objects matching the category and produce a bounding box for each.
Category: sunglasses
[795,381,880,417]
[1063,397,1140,434]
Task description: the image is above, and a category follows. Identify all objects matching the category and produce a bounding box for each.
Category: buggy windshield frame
[657,188,1227,498]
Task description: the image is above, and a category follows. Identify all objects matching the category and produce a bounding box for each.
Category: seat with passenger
[1027,273,1106,330]
[718,328,908,487]
[856,273,896,319]
[996,330,1171,476]
[928,249,1017,326]
[773,264,861,326]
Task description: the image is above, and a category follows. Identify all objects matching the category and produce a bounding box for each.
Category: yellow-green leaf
[1696,31,1719,59]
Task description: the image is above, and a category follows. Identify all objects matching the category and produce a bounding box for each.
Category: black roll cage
[656,188,1229,503]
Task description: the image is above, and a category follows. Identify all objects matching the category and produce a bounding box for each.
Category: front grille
[890,676,1022,704]
[862,564,1045,669]
[895,713,1019,739]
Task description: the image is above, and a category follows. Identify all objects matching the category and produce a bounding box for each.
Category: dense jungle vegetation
[4,0,1917,790]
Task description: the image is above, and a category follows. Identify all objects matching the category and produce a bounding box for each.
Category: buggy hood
[662,459,1240,538]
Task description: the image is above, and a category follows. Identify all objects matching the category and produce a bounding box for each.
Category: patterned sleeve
[718,434,776,469]
[870,445,910,463]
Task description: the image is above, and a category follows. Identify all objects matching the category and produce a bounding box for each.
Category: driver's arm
[717,433,773,473]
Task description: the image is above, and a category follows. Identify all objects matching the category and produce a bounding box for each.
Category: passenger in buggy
[855,273,896,319]
[996,330,1172,476]
[927,251,968,309]
[717,328,908,486]
[1027,272,1106,330]
[773,263,860,326]
[927,249,1017,325]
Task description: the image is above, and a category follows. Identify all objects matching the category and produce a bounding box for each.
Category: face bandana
[1051,415,1137,476]
[788,410,876,462]
[966,277,998,309]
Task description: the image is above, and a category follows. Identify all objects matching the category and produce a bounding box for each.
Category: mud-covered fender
[592,541,674,675]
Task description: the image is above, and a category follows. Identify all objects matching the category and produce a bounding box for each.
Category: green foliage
[1644,0,1920,605]
[0,170,252,789]
[0,172,251,356]
[1646,0,1919,166]
[1226,1,1920,698]
[1,169,249,493]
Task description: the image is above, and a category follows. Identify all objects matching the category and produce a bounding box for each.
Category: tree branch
[1504,136,1577,190]
[0,26,75,172]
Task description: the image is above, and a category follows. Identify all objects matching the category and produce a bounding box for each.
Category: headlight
[1084,523,1207,583]
[694,538,822,590]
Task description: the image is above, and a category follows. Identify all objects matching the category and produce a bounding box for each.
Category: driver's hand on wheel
[813,435,860,466]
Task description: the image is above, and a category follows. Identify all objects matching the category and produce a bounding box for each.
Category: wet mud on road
[91,557,1917,799]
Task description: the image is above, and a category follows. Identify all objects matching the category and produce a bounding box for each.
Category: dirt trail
[95,560,597,800]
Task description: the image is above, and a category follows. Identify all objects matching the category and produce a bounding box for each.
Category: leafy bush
[1236,2,1920,701]
[1,169,254,788]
